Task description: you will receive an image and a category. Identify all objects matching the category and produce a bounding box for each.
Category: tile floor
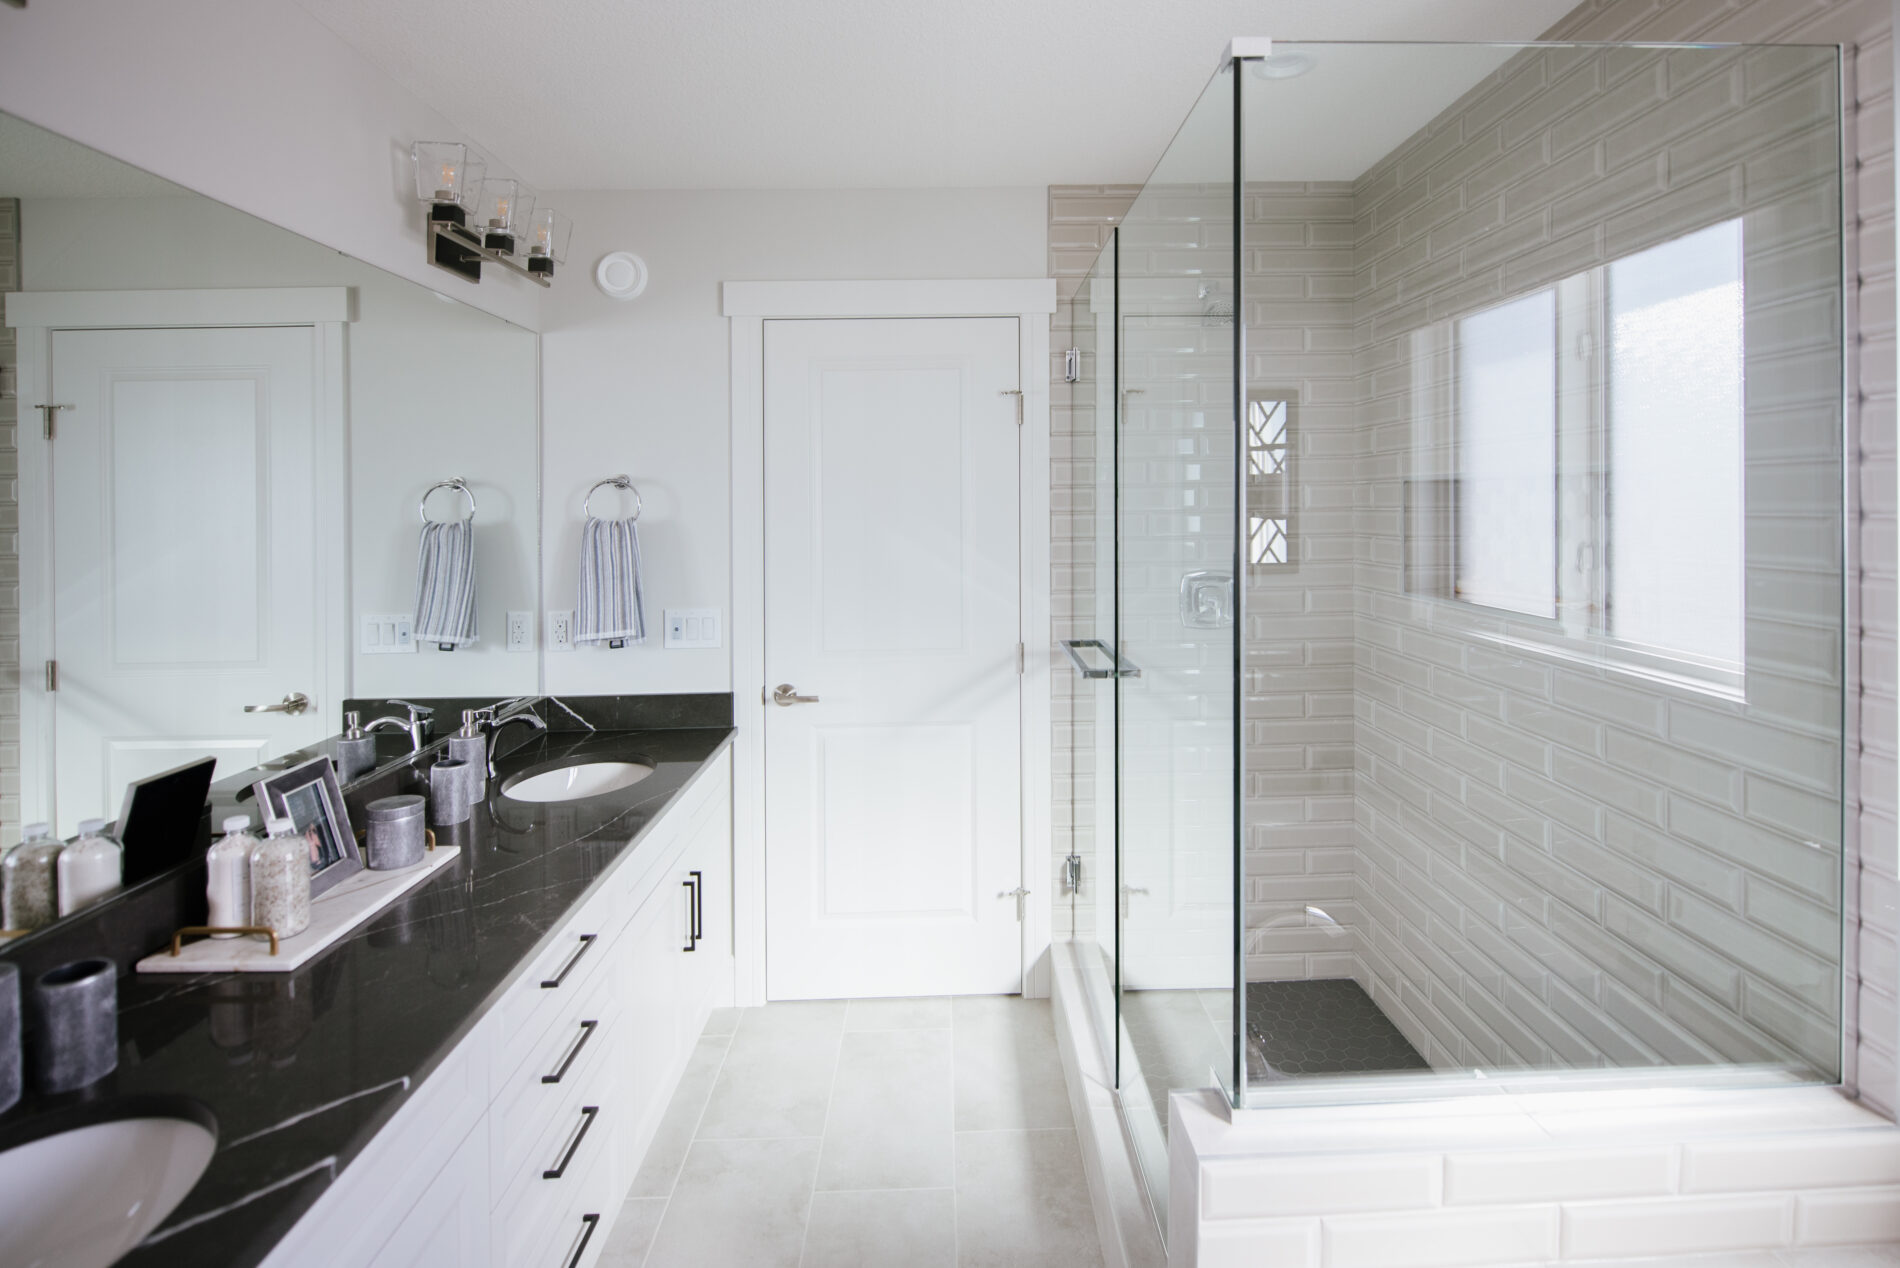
[597,995,1104,1268]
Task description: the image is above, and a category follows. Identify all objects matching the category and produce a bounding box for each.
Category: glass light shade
[456,157,487,216]
[477,179,533,236]
[410,141,472,205]
[525,207,572,274]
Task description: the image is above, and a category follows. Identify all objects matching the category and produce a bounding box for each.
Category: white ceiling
[288,0,1580,191]
[0,112,186,198]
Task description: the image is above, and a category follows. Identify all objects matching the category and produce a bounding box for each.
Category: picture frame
[252,756,362,898]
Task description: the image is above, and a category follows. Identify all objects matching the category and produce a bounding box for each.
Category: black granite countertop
[0,722,734,1268]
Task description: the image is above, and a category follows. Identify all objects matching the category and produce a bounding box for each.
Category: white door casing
[7,288,348,834]
[725,279,1056,1006]
[763,316,1023,1000]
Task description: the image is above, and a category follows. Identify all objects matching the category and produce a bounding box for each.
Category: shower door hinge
[1016,643,1024,674]
[1063,853,1082,892]
[1064,348,1081,383]
[1000,886,1030,921]
[37,403,71,439]
[45,660,57,692]
[1001,388,1023,425]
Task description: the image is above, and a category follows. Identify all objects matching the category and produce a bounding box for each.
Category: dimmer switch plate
[361,614,415,654]
[664,609,722,649]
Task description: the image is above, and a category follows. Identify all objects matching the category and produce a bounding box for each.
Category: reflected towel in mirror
[415,518,477,648]
[577,516,645,646]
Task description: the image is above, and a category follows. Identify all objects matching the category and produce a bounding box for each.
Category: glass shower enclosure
[1058,38,1847,1237]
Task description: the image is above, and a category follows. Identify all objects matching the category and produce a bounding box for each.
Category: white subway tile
[1202,1154,1440,1220]
[1683,1133,1900,1193]
[1560,1194,1793,1258]
[1443,1146,1675,1205]
[1321,1206,1558,1268]
[1793,1186,1900,1246]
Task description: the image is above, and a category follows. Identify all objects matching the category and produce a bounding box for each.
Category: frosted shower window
[1455,290,1558,618]
[1608,219,1745,668]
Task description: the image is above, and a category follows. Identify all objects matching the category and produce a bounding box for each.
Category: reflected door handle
[772,684,820,706]
[244,692,311,716]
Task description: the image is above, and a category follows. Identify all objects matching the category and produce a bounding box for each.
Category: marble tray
[135,845,460,974]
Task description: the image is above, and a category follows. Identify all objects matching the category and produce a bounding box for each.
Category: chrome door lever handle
[245,692,311,715]
[772,684,820,706]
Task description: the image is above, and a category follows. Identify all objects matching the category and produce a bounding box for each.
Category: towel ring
[584,475,642,522]
[419,478,477,524]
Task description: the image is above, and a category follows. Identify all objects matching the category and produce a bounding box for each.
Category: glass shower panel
[1114,61,1240,1214]
[1237,41,1845,1103]
[1057,239,1121,1070]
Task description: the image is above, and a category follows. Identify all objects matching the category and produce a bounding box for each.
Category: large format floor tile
[602,994,1103,1268]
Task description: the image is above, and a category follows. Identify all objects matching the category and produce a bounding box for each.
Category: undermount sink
[502,760,653,803]
[0,1111,217,1268]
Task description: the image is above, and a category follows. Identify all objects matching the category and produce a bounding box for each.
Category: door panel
[51,326,326,832]
[764,317,1023,1000]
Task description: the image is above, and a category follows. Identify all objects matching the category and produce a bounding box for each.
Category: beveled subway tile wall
[1351,41,1848,1077]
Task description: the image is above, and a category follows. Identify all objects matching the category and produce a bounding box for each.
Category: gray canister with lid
[365,794,428,870]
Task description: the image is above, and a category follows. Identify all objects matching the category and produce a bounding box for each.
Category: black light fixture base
[483,232,516,254]
[527,257,554,276]
[429,203,466,227]
[430,226,483,283]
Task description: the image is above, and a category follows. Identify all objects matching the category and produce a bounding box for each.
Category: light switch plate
[506,611,534,652]
[664,608,722,649]
[361,614,415,654]
[547,609,575,653]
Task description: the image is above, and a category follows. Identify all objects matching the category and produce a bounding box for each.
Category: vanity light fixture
[411,141,559,288]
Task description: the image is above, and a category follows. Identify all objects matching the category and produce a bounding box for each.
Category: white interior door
[764,316,1024,1000]
[49,325,328,833]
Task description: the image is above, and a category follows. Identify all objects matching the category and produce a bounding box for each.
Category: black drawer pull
[562,1212,600,1268]
[542,1019,598,1085]
[544,1105,599,1180]
[682,875,698,952]
[541,933,598,989]
[690,869,704,944]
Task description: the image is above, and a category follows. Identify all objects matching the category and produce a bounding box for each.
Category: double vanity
[0,695,735,1268]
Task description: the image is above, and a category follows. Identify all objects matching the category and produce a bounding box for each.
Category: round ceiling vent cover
[594,251,649,300]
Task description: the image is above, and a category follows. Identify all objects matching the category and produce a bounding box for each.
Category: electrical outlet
[360,614,415,654]
[506,610,534,652]
[664,608,723,649]
[547,609,575,652]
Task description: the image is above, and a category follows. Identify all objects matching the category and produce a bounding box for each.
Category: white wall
[0,0,545,332]
[18,195,541,701]
[538,186,1046,696]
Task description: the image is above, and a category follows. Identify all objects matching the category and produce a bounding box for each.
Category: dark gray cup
[32,957,118,1094]
[0,962,19,1114]
[430,760,471,827]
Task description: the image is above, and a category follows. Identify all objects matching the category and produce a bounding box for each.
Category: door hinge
[1016,642,1025,674]
[1064,348,1081,383]
[36,403,72,440]
[45,660,57,692]
[1000,388,1023,425]
[1064,853,1082,892]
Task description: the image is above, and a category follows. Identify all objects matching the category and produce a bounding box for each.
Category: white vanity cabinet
[260,748,733,1268]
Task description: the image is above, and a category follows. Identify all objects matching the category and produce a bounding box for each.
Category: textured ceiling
[288,0,1580,190]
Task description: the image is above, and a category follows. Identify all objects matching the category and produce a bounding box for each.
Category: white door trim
[7,287,351,828]
[724,278,1057,1004]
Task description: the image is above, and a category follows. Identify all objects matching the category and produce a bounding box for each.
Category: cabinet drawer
[492,964,619,1199]
[501,1070,618,1268]
[493,885,621,1085]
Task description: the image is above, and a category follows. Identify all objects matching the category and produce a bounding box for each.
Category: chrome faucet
[484,709,547,778]
[363,699,435,753]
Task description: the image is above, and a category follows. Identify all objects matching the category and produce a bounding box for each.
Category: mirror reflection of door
[45,323,330,835]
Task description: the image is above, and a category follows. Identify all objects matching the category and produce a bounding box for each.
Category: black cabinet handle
[541,933,597,989]
[543,1105,599,1180]
[542,1019,598,1085]
[690,869,704,944]
[682,875,698,952]
[562,1213,600,1268]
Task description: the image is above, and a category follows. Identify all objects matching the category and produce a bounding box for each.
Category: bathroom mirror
[0,110,542,846]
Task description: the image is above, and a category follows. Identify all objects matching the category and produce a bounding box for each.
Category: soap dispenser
[336,710,376,783]
[447,709,488,791]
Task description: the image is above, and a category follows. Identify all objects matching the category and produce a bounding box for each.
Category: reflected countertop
[0,724,734,1268]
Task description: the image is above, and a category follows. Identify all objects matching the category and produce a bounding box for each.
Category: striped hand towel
[577,516,645,646]
[414,518,477,648]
